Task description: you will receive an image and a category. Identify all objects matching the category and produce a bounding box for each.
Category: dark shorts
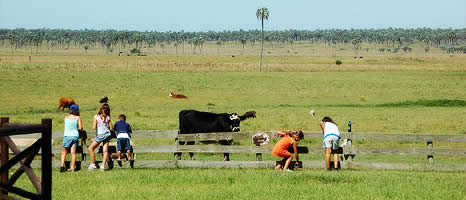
[117,138,131,151]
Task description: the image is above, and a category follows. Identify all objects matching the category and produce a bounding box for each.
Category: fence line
[9,130,466,143]
[6,129,466,171]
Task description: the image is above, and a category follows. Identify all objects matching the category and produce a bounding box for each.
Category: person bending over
[272,130,304,171]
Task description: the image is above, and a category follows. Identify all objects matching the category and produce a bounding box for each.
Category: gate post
[41,119,52,200]
[0,117,9,195]
[427,140,433,164]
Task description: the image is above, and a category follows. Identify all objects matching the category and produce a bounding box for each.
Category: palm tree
[256,7,269,72]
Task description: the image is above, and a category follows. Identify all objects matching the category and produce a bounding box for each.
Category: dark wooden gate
[0,117,52,200]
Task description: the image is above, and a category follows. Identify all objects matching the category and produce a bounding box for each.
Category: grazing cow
[177,110,256,160]
[58,97,76,111]
[169,91,187,98]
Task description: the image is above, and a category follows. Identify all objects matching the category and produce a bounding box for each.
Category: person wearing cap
[60,104,83,172]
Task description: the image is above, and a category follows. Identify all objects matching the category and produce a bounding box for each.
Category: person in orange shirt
[272,130,304,171]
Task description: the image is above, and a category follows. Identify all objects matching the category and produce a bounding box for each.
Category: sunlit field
[1,42,465,199]
[11,168,466,200]
[1,43,465,133]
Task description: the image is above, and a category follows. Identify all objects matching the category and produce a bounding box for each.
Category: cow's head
[228,111,256,132]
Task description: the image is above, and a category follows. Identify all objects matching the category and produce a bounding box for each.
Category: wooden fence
[9,129,466,172]
[0,117,52,200]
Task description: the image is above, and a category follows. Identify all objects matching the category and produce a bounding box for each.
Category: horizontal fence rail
[6,129,466,172]
[10,130,466,143]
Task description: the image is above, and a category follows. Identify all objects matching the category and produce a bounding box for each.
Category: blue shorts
[95,132,111,143]
[62,136,79,148]
[117,138,131,151]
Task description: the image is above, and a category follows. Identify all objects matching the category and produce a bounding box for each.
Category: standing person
[114,114,135,168]
[60,104,82,172]
[272,130,304,171]
[320,116,341,171]
[88,107,113,171]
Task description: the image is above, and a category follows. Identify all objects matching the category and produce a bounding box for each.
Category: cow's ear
[240,111,256,120]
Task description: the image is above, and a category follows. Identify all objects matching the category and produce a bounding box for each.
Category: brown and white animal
[58,97,76,111]
[169,91,187,98]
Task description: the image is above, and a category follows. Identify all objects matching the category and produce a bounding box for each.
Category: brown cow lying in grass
[58,97,76,111]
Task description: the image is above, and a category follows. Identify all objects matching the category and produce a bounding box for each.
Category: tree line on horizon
[0,28,464,54]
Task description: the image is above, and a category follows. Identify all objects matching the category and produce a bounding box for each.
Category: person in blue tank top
[60,104,83,172]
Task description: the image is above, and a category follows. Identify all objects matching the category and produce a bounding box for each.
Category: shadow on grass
[276,99,465,108]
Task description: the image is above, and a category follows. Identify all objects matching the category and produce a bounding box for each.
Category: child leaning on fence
[60,104,82,172]
[320,116,341,171]
[272,130,304,171]
[114,114,134,168]
[88,106,113,171]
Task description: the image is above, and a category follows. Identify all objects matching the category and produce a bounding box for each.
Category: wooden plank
[132,130,178,138]
[346,133,466,142]
[345,147,466,156]
[0,124,44,136]
[131,130,466,143]
[12,145,466,157]
[33,130,466,143]
[130,145,317,154]
[26,160,466,172]
[132,145,177,153]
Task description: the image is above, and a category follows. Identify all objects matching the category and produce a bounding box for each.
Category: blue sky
[1,0,465,31]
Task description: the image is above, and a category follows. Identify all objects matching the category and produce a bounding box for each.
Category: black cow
[176,110,256,160]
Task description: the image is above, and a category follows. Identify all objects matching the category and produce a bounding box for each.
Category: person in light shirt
[320,116,341,171]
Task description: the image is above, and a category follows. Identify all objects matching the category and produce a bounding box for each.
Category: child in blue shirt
[114,114,134,168]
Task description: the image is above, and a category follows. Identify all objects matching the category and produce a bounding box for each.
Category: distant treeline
[1,28,465,53]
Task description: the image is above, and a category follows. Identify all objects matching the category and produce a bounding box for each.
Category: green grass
[1,47,465,199]
[379,99,466,107]
[0,71,465,134]
[11,168,466,199]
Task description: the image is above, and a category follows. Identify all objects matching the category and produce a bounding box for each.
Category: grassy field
[0,68,464,133]
[1,45,465,199]
[11,168,466,199]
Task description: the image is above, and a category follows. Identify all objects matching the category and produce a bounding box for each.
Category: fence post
[256,153,262,161]
[0,117,9,195]
[174,137,181,160]
[427,140,433,164]
[346,139,353,162]
[41,119,52,200]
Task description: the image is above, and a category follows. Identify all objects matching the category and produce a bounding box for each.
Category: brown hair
[99,104,111,116]
[98,106,110,116]
[321,116,336,125]
[295,130,304,140]
[118,114,126,121]
[291,130,304,140]
[69,110,80,116]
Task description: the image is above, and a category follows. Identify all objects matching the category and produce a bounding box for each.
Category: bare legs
[275,155,293,171]
[60,145,77,170]
[117,150,132,161]
[88,140,109,166]
[325,148,339,170]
